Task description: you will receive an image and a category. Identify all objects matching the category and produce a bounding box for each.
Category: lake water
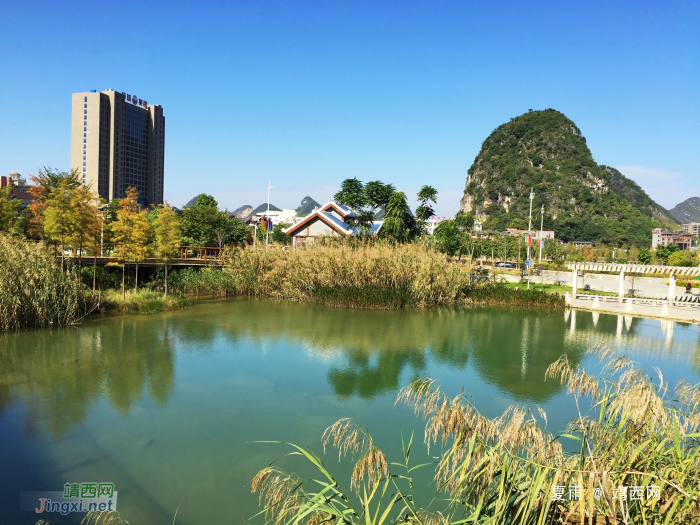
[1,299,699,524]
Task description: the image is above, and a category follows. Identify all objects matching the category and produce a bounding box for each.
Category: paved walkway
[566,294,700,323]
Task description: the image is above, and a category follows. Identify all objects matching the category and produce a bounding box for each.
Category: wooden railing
[79,245,223,260]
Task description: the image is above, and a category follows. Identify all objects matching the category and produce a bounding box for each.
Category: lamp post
[539,204,544,264]
[527,188,534,290]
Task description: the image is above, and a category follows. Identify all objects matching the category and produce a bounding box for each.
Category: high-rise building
[71,89,165,206]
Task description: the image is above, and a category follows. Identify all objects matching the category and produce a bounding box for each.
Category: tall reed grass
[252,346,700,524]
[171,244,562,309]
[0,234,97,330]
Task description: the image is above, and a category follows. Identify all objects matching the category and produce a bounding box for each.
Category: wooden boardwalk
[72,246,225,267]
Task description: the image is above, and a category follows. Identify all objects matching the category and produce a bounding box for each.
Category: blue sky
[1,1,698,215]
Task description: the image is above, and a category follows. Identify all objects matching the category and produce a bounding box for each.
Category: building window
[84,110,87,114]
[84,104,87,108]
[84,96,87,102]
[83,156,86,160]
[84,133,86,137]
[83,162,86,166]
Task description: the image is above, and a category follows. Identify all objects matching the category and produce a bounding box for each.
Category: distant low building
[251,208,297,225]
[0,172,33,205]
[652,228,691,250]
[573,241,593,248]
[285,201,383,248]
[682,223,700,237]
[505,228,555,241]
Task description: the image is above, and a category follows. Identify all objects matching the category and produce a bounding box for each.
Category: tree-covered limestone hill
[296,196,321,216]
[231,205,253,218]
[669,197,700,224]
[605,167,678,229]
[460,109,670,246]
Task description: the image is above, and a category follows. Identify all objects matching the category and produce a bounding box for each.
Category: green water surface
[1,299,699,523]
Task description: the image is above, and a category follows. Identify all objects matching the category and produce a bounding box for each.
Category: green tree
[334,178,375,234]
[638,247,652,265]
[364,181,395,213]
[195,194,217,208]
[0,186,22,233]
[180,205,248,248]
[668,250,693,267]
[433,220,462,257]
[655,243,678,265]
[415,185,438,235]
[153,203,181,297]
[454,211,475,231]
[215,213,249,247]
[271,222,291,245]
[334,178,367,211]
[180,205,221,246]
[381,191,417,242]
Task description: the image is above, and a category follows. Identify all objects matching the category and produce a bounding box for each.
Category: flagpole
[266,181,274,248]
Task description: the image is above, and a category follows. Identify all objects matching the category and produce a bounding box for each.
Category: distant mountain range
[231,205,253,218]
[250,203,281,215]
[668,197,700,225]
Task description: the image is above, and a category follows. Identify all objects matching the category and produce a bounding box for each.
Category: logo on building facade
[122,92,147,107]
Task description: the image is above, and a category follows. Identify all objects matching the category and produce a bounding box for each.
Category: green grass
[99,289,191,314]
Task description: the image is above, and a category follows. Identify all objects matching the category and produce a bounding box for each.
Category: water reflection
[1,299,699,440]
[0,317,175,438]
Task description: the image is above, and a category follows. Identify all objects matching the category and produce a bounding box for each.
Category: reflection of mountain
[0,318,175,438]
[211,301,588,402]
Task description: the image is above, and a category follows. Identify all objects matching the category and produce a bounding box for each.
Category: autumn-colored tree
[28,167,82,240]
[110,187,151,297]
[67,185,101,274]
[44,178,80,271]
[153,203,181,297]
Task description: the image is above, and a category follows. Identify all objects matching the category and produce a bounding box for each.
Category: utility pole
[266,181,274,248]
[527,188,534,290]
[539,204,544,264]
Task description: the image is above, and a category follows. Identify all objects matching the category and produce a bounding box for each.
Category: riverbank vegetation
[0,234,97,330]
[99,289,191,314]
[167,243,563,309]
[252,347,700,524]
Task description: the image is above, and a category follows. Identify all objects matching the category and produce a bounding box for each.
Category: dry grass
[0,234,98,330]
[214,243,563,309]
[252,345,700,524]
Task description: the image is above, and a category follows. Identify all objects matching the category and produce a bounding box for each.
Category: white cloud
[614,165,700,209]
